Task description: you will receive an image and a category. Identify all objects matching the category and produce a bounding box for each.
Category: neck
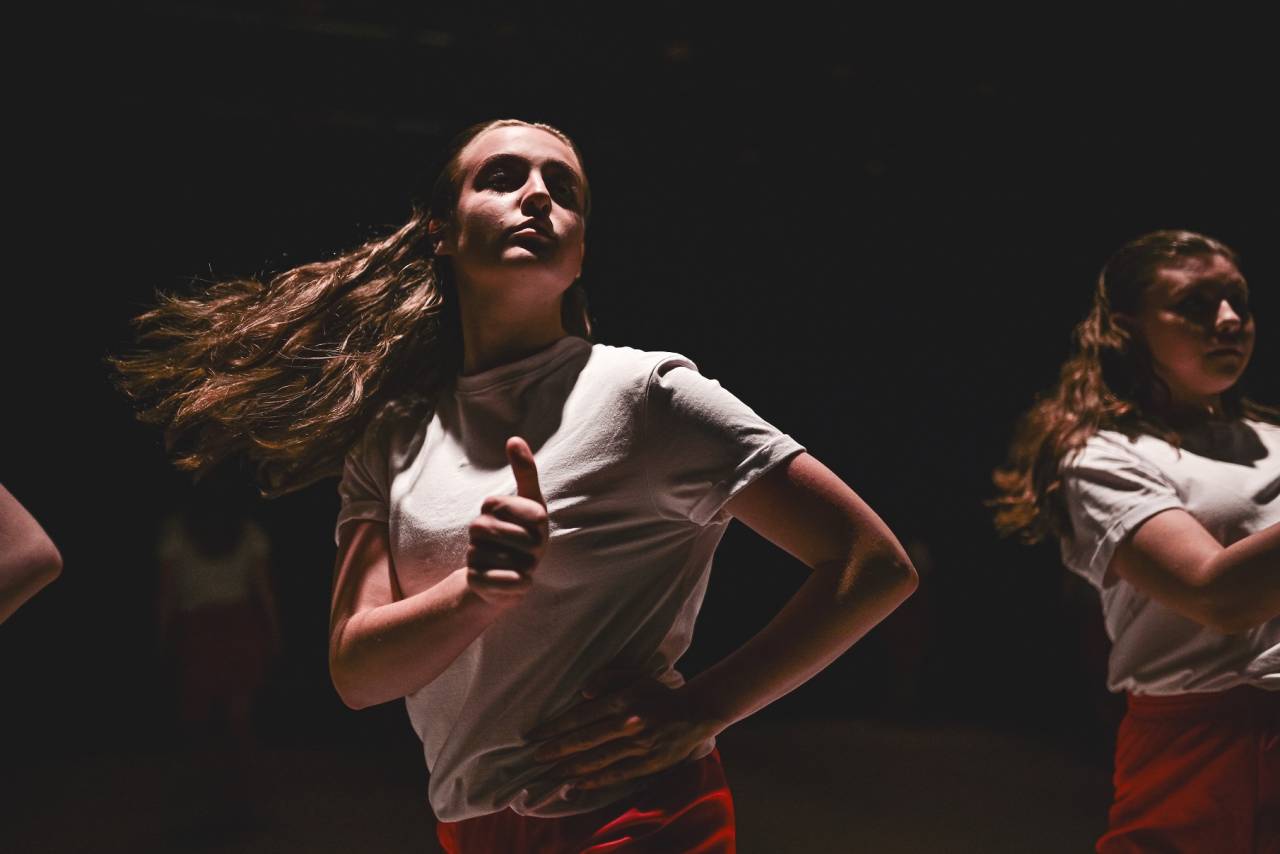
[456,282,569,375]
[1151,388,1227,426]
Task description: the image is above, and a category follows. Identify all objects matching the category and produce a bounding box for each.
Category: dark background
[3,4,1277,851]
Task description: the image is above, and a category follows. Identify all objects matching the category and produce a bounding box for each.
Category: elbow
[851,550,919,605]
[328,638,385,710]
[891,556,920,602]
[329,655,378,711]
[21,539,62,591]
[39,541,63,586]
[1184,574,1263,635]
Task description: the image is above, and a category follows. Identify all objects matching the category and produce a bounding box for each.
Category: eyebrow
[1170,275,1249,299]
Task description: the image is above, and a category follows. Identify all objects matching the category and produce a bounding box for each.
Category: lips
[507,220,554,241]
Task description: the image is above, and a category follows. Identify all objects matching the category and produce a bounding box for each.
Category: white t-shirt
[335,336,804,821]
[157,516,269,612]
[1060,420,1280,695]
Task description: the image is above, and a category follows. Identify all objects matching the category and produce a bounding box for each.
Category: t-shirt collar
[454,335,591,396]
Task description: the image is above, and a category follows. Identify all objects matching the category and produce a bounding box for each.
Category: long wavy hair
[992,229,1279,543]
[111,119,593,496]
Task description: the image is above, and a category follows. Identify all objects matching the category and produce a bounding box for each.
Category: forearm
[330,567,507,709]
[684,549,917,732]
[1200,522,1280,632]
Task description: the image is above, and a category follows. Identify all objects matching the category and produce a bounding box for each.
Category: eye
[550,179,580,210]
[1174,296,1215,317]
[484,168,521,191]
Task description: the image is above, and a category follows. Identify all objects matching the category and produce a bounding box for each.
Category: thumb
[506,437,544,505]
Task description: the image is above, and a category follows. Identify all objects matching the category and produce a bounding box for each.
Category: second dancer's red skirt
[1098,685,1279,853]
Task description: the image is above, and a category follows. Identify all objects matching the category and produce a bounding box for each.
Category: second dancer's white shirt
[336,336,804,821]
[1060,419,1280,696]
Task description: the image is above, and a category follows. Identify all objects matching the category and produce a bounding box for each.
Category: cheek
[456,203,506,246]
[558,221,586,261]
[1143,325,1194,368]
[565,232,586,262]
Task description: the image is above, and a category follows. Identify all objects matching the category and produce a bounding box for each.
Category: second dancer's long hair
[111,119,592,495]
[992,229,1279,543]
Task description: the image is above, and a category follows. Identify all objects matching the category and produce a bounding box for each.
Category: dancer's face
[435,125,586,298]
[1126,253,1255,406]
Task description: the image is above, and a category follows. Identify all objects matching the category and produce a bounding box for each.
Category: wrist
[678,678,734,738]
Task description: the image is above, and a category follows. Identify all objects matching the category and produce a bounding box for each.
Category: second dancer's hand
[525,670,722,798]
[464,436,549,608]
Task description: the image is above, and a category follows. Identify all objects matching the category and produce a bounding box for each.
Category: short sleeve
[642,357,805,525]
[1059,436,1184,587]
[334,416,392,543]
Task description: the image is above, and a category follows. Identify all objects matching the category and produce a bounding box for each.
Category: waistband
[1125,684,1280,722]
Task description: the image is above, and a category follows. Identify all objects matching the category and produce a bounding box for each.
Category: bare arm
[328,437,549,709]
[1110,511,1280,634]
[684,451,919,728]
[0,484,62,624]
[527,452,918,793]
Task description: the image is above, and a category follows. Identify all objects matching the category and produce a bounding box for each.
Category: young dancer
[115,119,918,852]
[994,230,1279,852]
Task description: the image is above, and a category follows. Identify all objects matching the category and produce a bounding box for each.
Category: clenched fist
[464,436,549,607]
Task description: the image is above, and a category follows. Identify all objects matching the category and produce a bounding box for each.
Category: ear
[428,217,454,257]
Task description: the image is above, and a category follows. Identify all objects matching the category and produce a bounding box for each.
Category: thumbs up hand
[464,437,550,608]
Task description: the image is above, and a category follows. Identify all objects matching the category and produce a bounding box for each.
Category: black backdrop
[4,2,1277,779]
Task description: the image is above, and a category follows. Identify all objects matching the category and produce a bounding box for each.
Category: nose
[1214,299,1243,334]
[520,170,552,217]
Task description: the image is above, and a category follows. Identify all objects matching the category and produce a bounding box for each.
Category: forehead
[456,125,583,176]
[1150,253,1244,296]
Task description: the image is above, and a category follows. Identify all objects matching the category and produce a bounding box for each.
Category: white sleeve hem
[1087,498,1185,586]
[686,436,806,526]
[333,503,390,545]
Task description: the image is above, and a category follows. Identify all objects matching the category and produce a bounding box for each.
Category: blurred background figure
[0,483,62,624]
[155,473,280,841]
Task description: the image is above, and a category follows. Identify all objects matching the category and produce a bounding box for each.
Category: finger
[546,736,652,781]
[520,782,579,812]
[466,567,532,590]
[467,543,537,572]
[583,668,649,700]
[469,517,540,550]
[532,713,647,762]
[525,695,624,741]
[506,437,545,506]
[569,753,670,791]
[481,495,549,534]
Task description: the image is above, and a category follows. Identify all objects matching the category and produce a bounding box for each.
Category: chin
[1193,377,1244,399]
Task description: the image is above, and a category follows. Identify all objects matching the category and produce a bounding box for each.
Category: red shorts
[1098,685,1280,853]
[436,749,735,854]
